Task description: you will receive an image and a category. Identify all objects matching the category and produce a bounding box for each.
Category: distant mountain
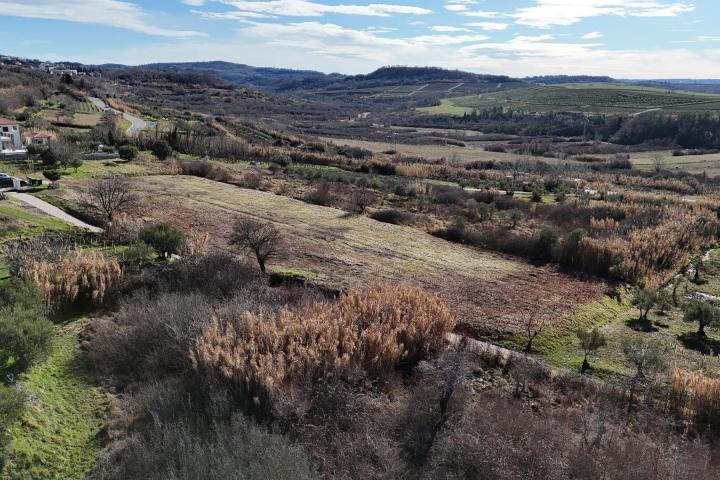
[139,61,343,92]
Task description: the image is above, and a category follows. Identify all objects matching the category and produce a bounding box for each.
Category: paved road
[89,97,147,136]
[7,193,103,233]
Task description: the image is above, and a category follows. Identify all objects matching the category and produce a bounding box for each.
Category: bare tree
[652,153,666,173]
[524,315,545,353]
[230,218,282,273]
[351,189,375,214]
[86,177,138,225]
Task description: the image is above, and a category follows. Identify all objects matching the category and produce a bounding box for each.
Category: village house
[25,131,51,145]
[0,118,27,157]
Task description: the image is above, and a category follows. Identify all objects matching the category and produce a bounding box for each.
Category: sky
[1,0,720,78]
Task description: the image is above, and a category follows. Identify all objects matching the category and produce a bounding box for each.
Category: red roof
[0,118,17,126]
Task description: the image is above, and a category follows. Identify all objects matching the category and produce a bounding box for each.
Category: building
[0,118,26,156]
[25,131,51,145]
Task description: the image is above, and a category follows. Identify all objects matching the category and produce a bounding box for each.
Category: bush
[118,145,139,161]
[370,209,413,225]
[0,278,52,374]
[533,227,558,260]
[90,414,313,480]
[151,140,172,161]
[140,223,186,259]
[122,241,155,270]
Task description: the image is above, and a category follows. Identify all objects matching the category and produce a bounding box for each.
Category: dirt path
[7,193,102,233]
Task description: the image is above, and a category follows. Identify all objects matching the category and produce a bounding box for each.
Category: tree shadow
[626,318,658,332]
[677,332,720,355]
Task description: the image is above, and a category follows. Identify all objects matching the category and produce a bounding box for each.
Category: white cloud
[182,0,206,5]
[581,31,603,39]
[461,10,502,18]
[466,22,509,31]
[430,25,472,32]
[512,1,695,28]
[217,0,431,17]
[0,0,205,37]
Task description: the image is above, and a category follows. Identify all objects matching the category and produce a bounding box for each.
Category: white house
[0,118,27,157]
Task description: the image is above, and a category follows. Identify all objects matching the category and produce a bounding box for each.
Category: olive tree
[576,327,606,373]
[683,300,720,337]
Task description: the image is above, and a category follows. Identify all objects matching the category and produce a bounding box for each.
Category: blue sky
[1,0,719,78]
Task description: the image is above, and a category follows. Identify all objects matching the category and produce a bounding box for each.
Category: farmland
[421,83,720,115]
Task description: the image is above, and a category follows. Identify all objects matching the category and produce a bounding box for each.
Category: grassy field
[3,319,107,480]
[52,175,604,338]
[322,137,532,164]
[626,150,720,176]
[421,83,720,115]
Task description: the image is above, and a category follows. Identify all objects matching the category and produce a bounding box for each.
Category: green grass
[3,319,107,480]
[421,84,720,116]
[0,199,75,237]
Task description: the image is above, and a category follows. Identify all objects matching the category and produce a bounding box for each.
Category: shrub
[122,241,155,270]
[192,284,455,412]
[304,182,332,206]
[139,223,186,260]
[370,209,413,225]
[0,278,52,374]
[151,140,172,160]
[118,145,138,161]
[90,414,313,480]
[683,300,720,337]
[533,227,558,260]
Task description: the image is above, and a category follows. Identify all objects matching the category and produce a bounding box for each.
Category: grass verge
[2,319,107,480]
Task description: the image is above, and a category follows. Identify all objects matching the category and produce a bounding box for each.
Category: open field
[626,150,720,176]
[322,136,532,164]
[54,175,605,338]
[421,83,720,115]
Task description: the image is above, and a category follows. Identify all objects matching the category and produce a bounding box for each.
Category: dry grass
[24,250,122,309]
[192,284,455,407]
[670,368,720,432]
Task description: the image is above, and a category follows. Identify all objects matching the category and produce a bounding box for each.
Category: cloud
[430,25,473,32]
[511,1,695,28]
[182,0,206,5]
[217,0,432,17]
[0,0,205,37]
[581,31,604,39]
[466,22,509,31]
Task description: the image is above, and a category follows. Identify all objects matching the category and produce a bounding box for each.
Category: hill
[422,83,720,115]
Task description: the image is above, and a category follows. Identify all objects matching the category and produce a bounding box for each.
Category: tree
[531,183,545,203]
[622,337,667,413]
[140,223,186,260]
[351,189,375,214]
[671,276,685,306]
[652,153,666,173]
[523,315,545,353]
[682,300,720,337]
[692,257,704,283]
[230,219,282,274]
[509,208,522,229]
[151,140,172,160]
[118,145,139,161]
[42,170,62,183]
[534,227,558,260]
[631,288,656,322]
[68,156,83,173]
[86,177,138,224]
[576,327,606,373]
[655,290,672,315]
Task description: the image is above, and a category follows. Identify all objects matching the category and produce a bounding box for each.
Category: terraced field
[422,83,720,115]
[55,175,604,339]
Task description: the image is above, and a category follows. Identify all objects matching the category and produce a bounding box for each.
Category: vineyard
[423,83,720,115]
